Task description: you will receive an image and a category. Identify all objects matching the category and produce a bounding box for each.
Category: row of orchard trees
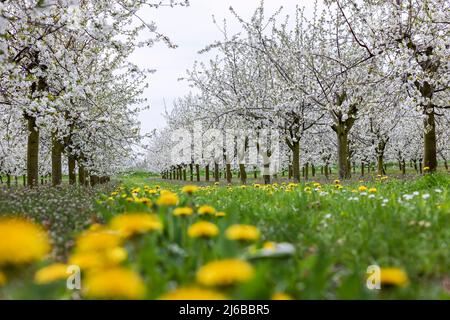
[149,0,449,183]
[0,0,188,187]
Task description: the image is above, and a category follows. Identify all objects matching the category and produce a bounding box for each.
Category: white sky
[130,0,317,135]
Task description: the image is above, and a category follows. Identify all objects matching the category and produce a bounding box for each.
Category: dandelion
[109,213,162,238]
[156,191,179,206]
[215,211,226,217]
[358,186,368,192]
[423,166,430,172]
[182,185,199,195]
[0,218,51,266]
[135,197,152,206]
[83,267,146,300]
[334,179,340,184]
[69,247,127,271]
[263,241,277,250]
[173,207,194,217]
[160,287,227,300]
[304,187,312,193]
[198,205,216,215]
[188,221,219,238]
[196,259,254,286]
[226,224,260,242]
[368,188,377,193]
[75,230,122,253]
[0,271,6,286]
[380,268,409,287]
[271,292,293,300]
[34,263,69,285]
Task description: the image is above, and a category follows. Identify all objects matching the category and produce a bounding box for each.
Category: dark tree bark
[27,116,39,187]
[239,163,247,184]
[68,155,76,185]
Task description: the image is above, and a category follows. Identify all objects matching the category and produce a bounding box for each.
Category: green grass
[0,173,449,299]
[103,173,450,299]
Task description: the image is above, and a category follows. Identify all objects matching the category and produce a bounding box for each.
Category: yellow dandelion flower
[69,247,127,271]
[0,271,6,286]
[380,268,409,287]
[215,211,226,217]
[34,263,69,284]
[263,241,277,250]
[196,259,254,287]
[358,186,368,192]
[83,268,146,300]
[304,187,312,193]
[368,187,377,193]
[334,179,340,184]
[182,185,199,194]
[225,224,260,242]
[135,197,152,206]
[198,205,216,215]
[89,223,105,232]
[160,287,227,300]
[271,292,293,300]
[0,218,51,266]
[423,166,430,171]
[156,191,179,206]
[173,207,194,217]
[75,230,122,253]
[109,213,162,238]
[188,221,219,239]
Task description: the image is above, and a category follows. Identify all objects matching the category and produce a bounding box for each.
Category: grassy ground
[0,172,449,299]
[115,172,450,299]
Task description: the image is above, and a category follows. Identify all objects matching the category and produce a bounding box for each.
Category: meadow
[0,173,449,300]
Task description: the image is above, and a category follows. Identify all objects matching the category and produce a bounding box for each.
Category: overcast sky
[130,0,317,135]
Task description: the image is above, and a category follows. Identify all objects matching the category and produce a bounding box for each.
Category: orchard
[0,0,449,302]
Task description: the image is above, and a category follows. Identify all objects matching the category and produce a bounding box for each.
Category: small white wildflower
[422,194,430,200]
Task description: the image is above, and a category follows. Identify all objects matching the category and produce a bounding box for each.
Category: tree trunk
[90,175,99,187]
[361,161,365,177]
[214,163,219,182]
[324,164,329,180]
[68,155,76,185]
[253,166,257,179]
[205,164,210,182]
[239,164,247,184]
[226,163,232,184]
[78,161,86,186]
[195,164,200,181]
[183,167,187,181]
[377,155,385,176]
[305,162,309,180]
[292,141,300,182]
[337,129,350,179]
[6,174,11,187]
[23,175,26,186]
[51,133,63,186]
[263,165,271,184]
[288,165,293,179]
[27,116,39,187]
[189,164,193,181]
[402,159,406,175]
[423,111,437,172]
